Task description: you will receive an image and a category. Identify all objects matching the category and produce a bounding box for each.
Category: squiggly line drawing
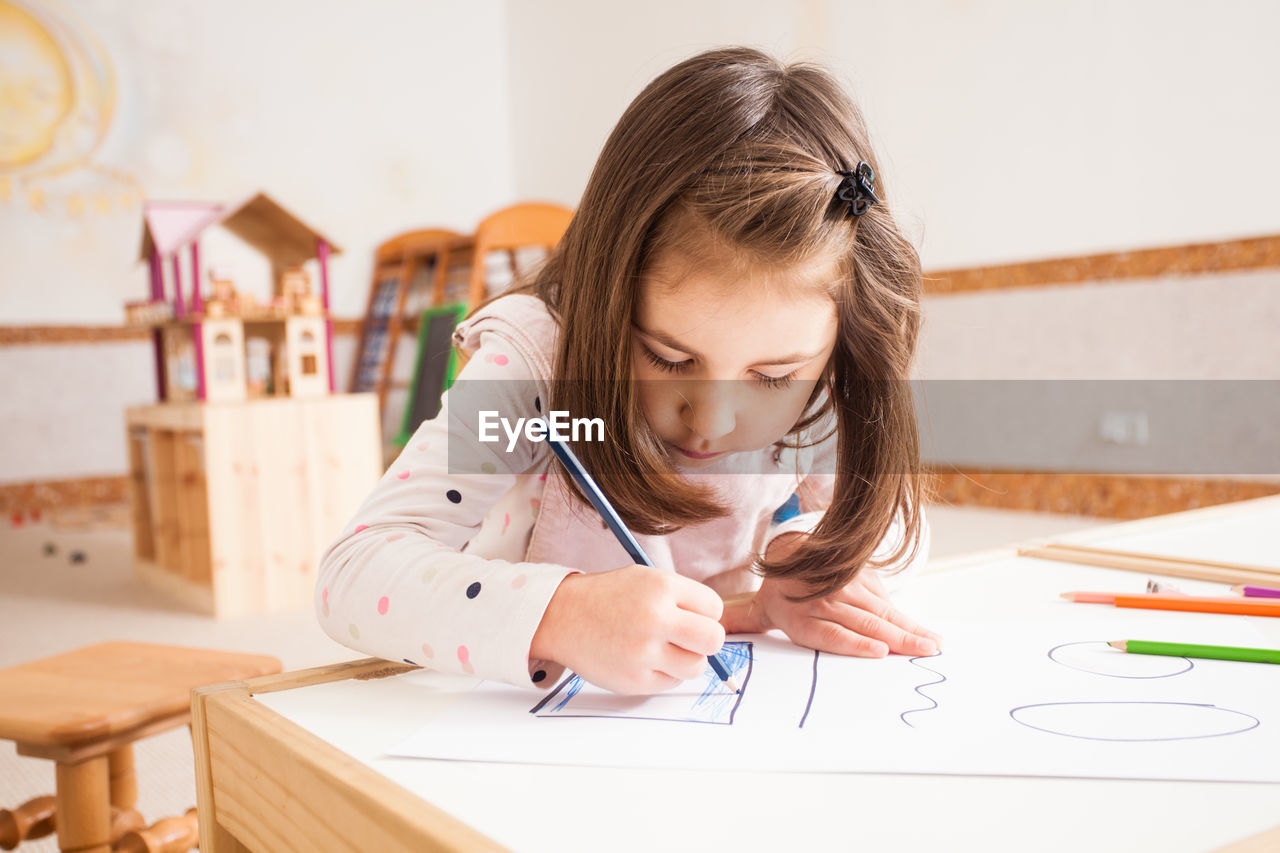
[900,653,946,728]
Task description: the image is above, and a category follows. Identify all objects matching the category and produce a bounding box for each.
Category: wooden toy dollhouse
[128,192,339,402]
[123,193,381,618]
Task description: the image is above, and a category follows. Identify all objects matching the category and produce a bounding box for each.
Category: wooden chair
[0,642,280,853]
[465,203,574,308]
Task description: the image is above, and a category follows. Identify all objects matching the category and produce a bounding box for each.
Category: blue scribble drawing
[530,641,753,725]
[899,653,946,728]
[549,673,584,712]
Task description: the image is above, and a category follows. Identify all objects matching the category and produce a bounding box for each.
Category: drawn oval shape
[1010,701,1259,742]
[1049,641,1192,678]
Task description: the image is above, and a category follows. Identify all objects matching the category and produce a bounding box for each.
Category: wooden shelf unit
[350,230,475,416]
[125,394,381,618]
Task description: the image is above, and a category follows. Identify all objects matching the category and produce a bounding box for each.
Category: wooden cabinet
[126,394,381,617]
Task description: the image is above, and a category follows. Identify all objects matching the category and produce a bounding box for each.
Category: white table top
[258,502,1280,853]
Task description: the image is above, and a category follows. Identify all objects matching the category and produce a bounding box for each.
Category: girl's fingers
[670,574,725,620]
[790,618,890,658]
[839,576,944,651]
[669,608,727,658]
[660,644,712,682]
[635,671,682,695]
[827,601,938,656]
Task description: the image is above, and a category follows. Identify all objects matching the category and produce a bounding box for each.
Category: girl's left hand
[722,533,943,657]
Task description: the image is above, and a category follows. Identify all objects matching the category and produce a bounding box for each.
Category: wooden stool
[0,642,281,852]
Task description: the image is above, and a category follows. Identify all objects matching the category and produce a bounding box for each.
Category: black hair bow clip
[835,161,880,217]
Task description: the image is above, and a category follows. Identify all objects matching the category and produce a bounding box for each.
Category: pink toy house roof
[138,201,224,259]
[138,192,342,267]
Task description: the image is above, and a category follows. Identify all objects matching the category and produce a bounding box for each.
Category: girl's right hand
[530,565,727,694]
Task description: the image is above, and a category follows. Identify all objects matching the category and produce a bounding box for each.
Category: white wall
[504,0,1280,269]
[504,0,815,207]
[0,0,516,323]
[0,342,153,481]
[918,270,1280,381]
[913,269,1280,476]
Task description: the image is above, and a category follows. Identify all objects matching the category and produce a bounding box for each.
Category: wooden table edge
[191,662,507,853]
[1212,823,1280,853]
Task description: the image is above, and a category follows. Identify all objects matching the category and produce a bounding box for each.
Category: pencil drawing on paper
[1009,701,1261,742]
[1009,641,1259,742]
[798,649,819,728]
[529,641,753,724]
[798,650,948,729]
[1048,641,1194,679]
[899,653,947,728]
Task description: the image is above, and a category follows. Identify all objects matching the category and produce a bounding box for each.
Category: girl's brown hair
[527,46,925,598]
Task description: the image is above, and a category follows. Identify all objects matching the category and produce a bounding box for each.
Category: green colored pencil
[1108,639,1280,665]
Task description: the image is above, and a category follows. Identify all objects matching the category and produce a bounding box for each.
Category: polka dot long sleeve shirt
[316,326,574,688]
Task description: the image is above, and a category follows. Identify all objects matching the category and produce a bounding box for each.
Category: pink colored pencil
[1231,584,1280,599]
[1061,591,1123,604]
[1060,591,1273,607]
[1061,590,1197,604]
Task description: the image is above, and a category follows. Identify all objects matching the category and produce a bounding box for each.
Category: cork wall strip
[0,321,363,346]
[0,326,149,345]
[0,476,130,516]
[924,234,1280,295]
[929,470,1280,520]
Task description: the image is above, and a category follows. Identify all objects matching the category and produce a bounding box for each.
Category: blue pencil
[544,429,742,694]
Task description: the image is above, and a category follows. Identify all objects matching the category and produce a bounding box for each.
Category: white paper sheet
[390,614,1280,781]
[389,552,1280,781]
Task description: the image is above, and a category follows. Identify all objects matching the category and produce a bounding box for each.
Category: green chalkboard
[395,303,467,446]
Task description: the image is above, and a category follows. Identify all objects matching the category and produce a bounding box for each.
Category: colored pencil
[1020,543,1280,587]
[1113,594,1280,617]
[1037,543,1275,575]
[1063,590,1280,616]
[1108,639,1280,665]
[1232,584,1280,599]
[544,429,742,693]
[1064,592,1280,617]
[1061,591,1236,605]
[1061,591,1126,604]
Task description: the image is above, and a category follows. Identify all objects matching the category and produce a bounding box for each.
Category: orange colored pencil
[1113,594,1280,617]
[1061,591,1280,616]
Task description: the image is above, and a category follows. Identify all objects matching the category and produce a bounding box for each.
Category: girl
[318,46,941,695]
